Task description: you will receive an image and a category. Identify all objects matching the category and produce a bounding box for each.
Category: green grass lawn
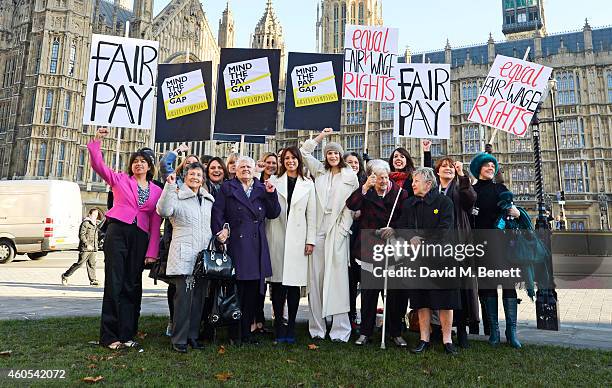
[0,316,610,387]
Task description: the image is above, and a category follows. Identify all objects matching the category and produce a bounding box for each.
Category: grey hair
[413,167,438,189]
[366,159,390,176]
[236,155,255,168]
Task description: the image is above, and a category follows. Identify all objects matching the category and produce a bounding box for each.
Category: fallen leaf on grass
[313,372,322,379]
[286,359,296,364]
[86,355,99,362]
[82,376,104,383]
[422,368,432,376]
[87,364,97,369]
[0,350,12,357]
[114,364,127,369]
[215,372,232,382]
[307,344,319,350]
[140,368,147,373]
[137,331,147,340]
[88,341,99,345]
[218,346,226,355]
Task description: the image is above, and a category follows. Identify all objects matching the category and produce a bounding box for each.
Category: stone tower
[252,0,286,153]
[218,1,235,48]
[132,0,153,39]
[502,0,547,40]
[318,0,383,54]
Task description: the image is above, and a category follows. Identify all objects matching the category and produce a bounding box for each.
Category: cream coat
[300,139,359,317]
[156,183,214,276]
[265,174,316,286]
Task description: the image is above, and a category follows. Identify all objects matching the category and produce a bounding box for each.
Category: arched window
[333,3,339,50]
[57,142,65,177]
[67,43,76,77]
[37,142,47,176]
[44,91,54,123]
[358,2,365,24]
[49,39,59,74]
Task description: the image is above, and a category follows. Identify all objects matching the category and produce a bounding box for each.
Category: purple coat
[211,178,281,282]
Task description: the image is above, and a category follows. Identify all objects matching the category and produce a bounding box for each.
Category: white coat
[156,183,214,276]
[265,174,316,287]
[300,139,359,317]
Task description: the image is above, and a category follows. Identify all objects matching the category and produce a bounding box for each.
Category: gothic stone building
[277,0,612,230]
[0,0,224,209]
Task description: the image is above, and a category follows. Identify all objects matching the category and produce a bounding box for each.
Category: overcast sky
[152,0,610,53]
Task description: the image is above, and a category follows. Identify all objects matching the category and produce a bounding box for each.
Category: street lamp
[529,77,563,331]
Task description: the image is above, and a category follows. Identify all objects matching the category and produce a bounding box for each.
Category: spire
[445,39,451,51]
[583,18,592,31]
[252,0,284,50]
[219,0,235,48]
[488,33,494,44]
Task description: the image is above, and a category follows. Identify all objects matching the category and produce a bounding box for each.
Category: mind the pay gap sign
[468,55,552,137]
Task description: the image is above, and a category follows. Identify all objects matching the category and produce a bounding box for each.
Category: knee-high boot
[480,298,490,336]
[502,298,522,349]
[482,297,500,345]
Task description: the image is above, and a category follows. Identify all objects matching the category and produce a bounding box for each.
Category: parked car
[0,180,82,263]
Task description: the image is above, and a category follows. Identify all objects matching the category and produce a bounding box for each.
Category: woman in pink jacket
[88,127,162,350]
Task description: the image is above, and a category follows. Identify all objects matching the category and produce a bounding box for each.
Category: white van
[0,180,83,263]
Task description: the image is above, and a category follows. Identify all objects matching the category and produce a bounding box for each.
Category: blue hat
[470,153,499,178]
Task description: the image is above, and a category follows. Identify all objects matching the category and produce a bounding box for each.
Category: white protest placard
[343,24,399,102]
[468,55,552,137]
[161,69,208,120]
[83,34,159,129]
[223,57,274,109]
[393,63,451,139]
[291,61,338,107]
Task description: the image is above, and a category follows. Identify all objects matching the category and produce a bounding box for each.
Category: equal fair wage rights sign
[343,24,398,103]
[83,34,159,129]
[468,55,552,137]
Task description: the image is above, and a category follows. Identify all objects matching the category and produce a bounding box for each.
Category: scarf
[389,171,410,188]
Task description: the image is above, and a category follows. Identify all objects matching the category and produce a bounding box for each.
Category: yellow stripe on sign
[163,83,205,104]
[225,72,272,92]
[296,74,335,89]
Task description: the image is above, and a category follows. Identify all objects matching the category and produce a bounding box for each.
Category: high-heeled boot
[482,297,500,345]
[480,298,491,336]
[502,298,522,349]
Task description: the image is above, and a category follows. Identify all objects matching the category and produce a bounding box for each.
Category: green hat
[470,153,499,178]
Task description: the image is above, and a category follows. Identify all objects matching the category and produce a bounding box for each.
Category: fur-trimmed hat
[469,152,499,178]
[324,142,344,156]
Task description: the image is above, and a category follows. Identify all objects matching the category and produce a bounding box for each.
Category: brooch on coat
[433,209,439,215]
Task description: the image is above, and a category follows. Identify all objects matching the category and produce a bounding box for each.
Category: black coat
[472,179,509,230]
[440,175,477,242]
[396,189,454,241]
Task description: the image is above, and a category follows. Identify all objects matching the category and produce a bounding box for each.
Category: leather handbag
[208,283,242,326]
[192,238,235,280]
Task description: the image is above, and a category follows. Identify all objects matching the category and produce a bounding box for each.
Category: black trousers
[360,287,407,338]
[99,222,148,346]
[348,259,361,323]
[479,288,517,299]
[167,283,176,321]
[236,279,260,341]
[254,287,266,325]
[171,276,207,345]
[64,251,97,282]
[270,282,300,339]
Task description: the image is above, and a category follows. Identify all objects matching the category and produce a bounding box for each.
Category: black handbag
[148,219,172,284]
[193,238,235,280]
[208,283,242,326]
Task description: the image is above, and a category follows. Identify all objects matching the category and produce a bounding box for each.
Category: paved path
[1,252,610,350]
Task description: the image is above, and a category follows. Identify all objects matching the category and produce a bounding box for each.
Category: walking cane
[380,187,403,350]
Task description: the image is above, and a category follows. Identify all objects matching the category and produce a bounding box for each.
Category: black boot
[480,298,490,336]
[456,325,469,348]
